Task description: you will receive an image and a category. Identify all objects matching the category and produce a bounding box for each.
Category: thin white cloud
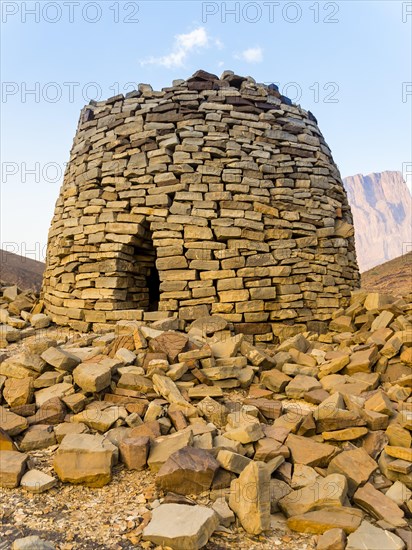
[141,27,220,68]
[235,46,263,64]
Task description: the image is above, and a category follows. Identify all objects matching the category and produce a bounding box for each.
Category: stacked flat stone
[42,70,359,339]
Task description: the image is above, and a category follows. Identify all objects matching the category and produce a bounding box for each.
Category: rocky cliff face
[343,171,412,272]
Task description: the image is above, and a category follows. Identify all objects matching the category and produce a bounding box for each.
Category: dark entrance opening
[132,223,160,312]
[147,266,160,311]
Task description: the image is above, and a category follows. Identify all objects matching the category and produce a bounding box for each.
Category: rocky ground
[0,281,411,549]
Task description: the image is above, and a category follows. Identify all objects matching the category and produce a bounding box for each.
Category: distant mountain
[0,249,45,291]
[343,171,412,272]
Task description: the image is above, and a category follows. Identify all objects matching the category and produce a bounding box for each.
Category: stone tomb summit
[41,70,360,339]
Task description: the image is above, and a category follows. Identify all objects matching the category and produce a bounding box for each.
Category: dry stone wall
[42,70,360,339]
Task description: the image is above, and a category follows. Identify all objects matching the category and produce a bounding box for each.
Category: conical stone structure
[42,70,360,339]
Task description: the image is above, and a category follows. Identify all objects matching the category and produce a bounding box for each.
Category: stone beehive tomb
[42,70,360,338]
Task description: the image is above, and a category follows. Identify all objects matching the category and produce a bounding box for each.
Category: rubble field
[1,282,411,549]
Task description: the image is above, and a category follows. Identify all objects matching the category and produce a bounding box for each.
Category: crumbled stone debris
[1,279,411,548]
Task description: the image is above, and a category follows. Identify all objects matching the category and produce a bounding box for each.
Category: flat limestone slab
[353,482,407,528]
[142,503,218,549]
[20,469,57,493]
[286,433,336,467]
[12,536,55,549]
[287,506,363,534]
[346,520,405,550]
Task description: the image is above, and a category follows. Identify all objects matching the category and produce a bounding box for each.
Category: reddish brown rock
[149,331,189,362]
[130,421,161,439]
[119,436,150,470]
[243,398,282,420]
[156,446,219,495]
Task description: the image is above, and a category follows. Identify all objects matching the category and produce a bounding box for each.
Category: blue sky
[1,0,411,260]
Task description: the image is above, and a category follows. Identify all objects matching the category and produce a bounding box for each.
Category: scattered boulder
[73,362,112,393]
[119,436,150,470]
[346,520,406,550]
[0,426,17,451]
[0,405,28,435]
[12,536,55,550]
[1,283,412,548]
[148,429,193,472]
[353,482,407,528]
[142,503,219,549]
[316,528,346,550]
[286,434,337,467]
[156,446,220,495]
[53,434,116,487]
[54,422,89,443]
[34,383,74,407]
[41,346,81,371]
[0,450,28,488]
[229,461,270,535]
[3,377,33,408]
[20,469,57,493]
[19,424,56,451]
[30,313,51,329]
[327,447,378,494]
[287,507,363,534]
[212,497,235,527]
[279,473,347,517]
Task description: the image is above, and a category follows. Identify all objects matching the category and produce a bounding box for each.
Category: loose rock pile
[1,281,411,549]
[42,70,359,338]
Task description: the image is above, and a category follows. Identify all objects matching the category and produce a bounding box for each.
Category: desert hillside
[0,249,45,292]
[361,250,412,296]
[344,170,412,272]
